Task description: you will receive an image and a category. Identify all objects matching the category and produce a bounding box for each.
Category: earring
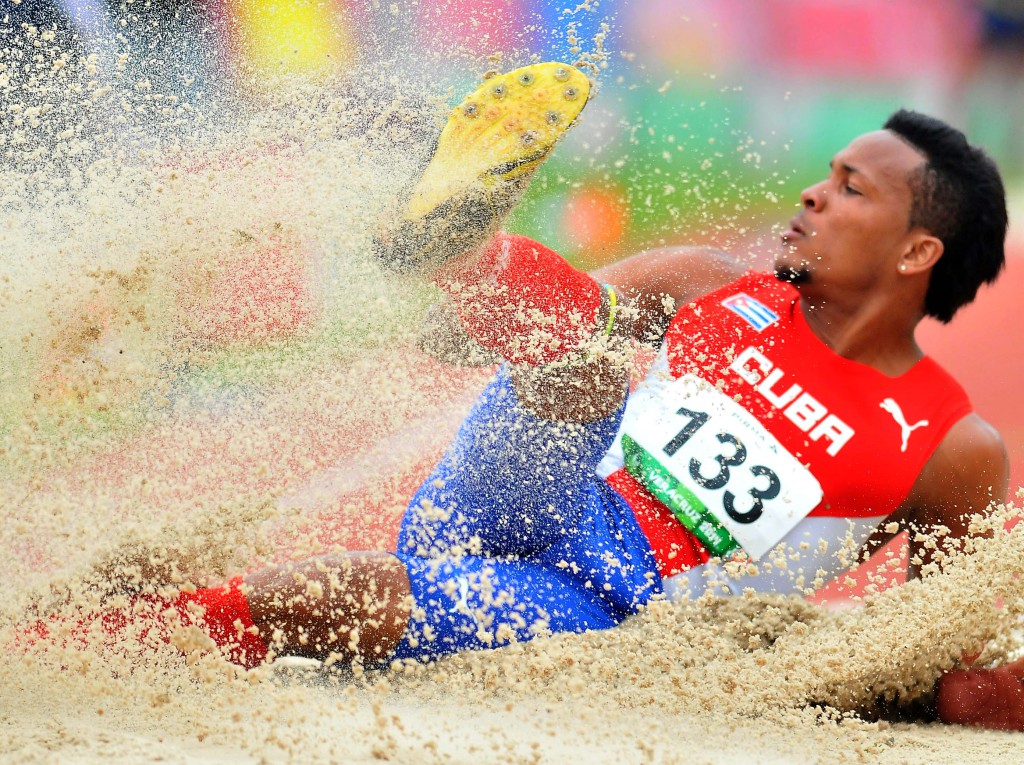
[899,263,907,272]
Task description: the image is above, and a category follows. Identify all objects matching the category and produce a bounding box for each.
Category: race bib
[622,375,823,560]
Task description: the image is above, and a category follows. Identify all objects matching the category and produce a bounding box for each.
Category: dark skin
[239,130,1009,685]
[246,551,412,665]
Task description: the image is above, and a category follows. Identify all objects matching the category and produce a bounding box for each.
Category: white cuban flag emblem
[721,293,779,331]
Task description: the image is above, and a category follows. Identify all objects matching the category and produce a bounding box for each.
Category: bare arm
[902,416,1023,730]
[861,415,1018,727]
[863,414,1009,579]
[418,244,748,366]
[903,414,1009,578]
[592,245,748,344]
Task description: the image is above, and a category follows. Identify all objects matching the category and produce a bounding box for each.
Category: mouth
[781,217,806,243]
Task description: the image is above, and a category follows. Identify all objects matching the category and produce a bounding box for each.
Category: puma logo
[455,575,472,614]
[879,398,929,453]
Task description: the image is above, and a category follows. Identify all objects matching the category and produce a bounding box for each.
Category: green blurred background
[8,0,1024,265]
[4,0,1022,487]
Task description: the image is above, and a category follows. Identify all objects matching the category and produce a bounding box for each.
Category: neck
[798,290,924,376]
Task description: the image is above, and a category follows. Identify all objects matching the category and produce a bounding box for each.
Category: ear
[898,233,943,275]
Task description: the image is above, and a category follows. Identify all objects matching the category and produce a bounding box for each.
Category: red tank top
[601,272,972,577]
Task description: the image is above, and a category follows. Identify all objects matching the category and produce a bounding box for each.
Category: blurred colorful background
[6,0,1022,491]
[13,1,1022,239]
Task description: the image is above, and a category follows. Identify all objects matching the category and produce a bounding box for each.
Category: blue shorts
[391,366,660,661]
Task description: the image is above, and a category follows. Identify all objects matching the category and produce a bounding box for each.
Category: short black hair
[883,109,1007,323]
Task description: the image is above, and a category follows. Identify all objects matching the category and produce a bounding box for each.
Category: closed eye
[829,159,867,196]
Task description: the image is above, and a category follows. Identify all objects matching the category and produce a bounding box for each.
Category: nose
[800,180,826,211]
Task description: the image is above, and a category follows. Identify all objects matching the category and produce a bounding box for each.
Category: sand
[2,10,1024,765]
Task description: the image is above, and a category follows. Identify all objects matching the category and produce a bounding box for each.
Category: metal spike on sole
[373,62,592,275]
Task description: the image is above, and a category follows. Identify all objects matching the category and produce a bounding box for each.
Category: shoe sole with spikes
[373,62,591,274]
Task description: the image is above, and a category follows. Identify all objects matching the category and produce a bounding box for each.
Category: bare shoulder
[919,414,1007,492]
[906,413,1009,524]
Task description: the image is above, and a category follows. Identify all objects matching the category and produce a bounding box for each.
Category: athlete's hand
[935,657,1024,730]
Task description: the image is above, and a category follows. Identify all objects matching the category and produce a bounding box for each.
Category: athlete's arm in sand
[903,415,1009,577]
[927,429,1023,732]
[862,415,1019,729]
[863,413,1009,579]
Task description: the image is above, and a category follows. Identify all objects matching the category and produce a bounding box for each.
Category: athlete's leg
[391,554,620,661]
[373,63,591,276]
[242,67,614,663]
[244,551,412,665]
[393,489,657,662]
[22,552,414,669]
[238,373,656,665]
[391,364,658,661]
[430,232,607,368]
[374,64,629,416]
[419,236,631,422]
[245,68,619,665]
[398,364,627,558]
[380,67,653,653]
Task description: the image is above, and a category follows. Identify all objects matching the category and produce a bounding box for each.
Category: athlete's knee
[434,232,605,367]
[510,358,628,423]
[246,552,413,664]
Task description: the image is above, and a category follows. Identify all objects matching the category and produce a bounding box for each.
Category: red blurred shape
[758,0,978,78]
[625,0,752,75]
[416,0,520,58]
[562,186,629,269]
[181,231,318,345]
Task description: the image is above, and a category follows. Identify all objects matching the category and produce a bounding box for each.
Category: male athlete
[31,63,1021,729]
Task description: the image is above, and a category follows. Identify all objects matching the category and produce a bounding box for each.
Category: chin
[773,262,811,285]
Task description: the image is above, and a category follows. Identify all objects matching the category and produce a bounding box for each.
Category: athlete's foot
[14,578,269,670]
[373,62,591,275]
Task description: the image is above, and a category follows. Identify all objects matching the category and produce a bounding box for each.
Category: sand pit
[4,572,1024,764]
[2,9,1024,765]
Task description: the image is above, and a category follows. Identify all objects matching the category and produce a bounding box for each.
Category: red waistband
[604,468,710,578]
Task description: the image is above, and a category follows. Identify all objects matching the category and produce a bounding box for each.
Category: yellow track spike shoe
[373,62,591,274]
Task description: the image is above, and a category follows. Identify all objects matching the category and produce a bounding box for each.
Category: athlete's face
[775,130,925,291]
